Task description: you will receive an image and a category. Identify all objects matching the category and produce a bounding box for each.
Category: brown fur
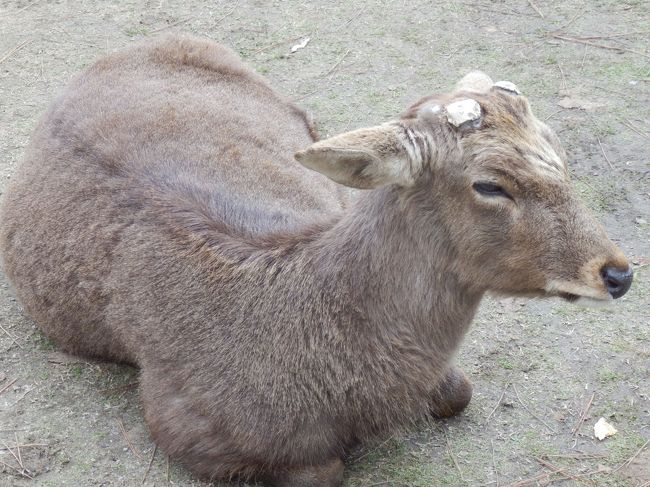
[0,36,630,485]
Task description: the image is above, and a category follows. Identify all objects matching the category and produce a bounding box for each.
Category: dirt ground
[0,0,649,486]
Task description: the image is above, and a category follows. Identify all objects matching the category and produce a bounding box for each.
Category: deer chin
[546,280,611,307]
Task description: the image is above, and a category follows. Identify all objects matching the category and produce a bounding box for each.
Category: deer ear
[295,124,420,189]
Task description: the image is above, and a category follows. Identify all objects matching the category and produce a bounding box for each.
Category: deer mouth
[546,280,612,306]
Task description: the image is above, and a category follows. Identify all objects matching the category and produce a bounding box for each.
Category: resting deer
[0,36,633,486]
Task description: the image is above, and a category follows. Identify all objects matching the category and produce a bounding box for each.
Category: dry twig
[536,456,597,486]
[544,452,606,460]
[556,11,583,32]
[491,439,499,487]
[0,442,47,450]
[512,384,556,433]
[0,0,36,17]
[214,2,239,25]
[501,472,550,487]
[0,39,32,65]
[580,45,588,71]
[620,119,650,140]
[141,444,158,485]
[252,34,307,55]
[579,30,650,40]
[527,0,544,18]
[445,429,467,481]
[118,419,143,461]
[549,33,650,59]
[99,382,138,395]
[0,459,32,478]
[1,440,31,478]
[0,324,22,349]
[14,433,22,474]
[150,16,193,34]
[544,109,564,122]
[2,387,34,410]
[486,382,510,422]
[613,438,650,473]
[597,137,614,169]
[557,62,567,90]
[571,392,595,436]
[350,435,395,464]
[321,49,351,78]
[0,378,17,396]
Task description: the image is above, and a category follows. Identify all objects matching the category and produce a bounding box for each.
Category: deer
[0,35,633,486]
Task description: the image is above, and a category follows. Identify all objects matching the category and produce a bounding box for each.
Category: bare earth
[0,1,648,486]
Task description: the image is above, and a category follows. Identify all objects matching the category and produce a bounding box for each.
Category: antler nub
[445,99,482,127]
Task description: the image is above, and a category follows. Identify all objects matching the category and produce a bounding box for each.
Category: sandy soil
[0,1,648,486]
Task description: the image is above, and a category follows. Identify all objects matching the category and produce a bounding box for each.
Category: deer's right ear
[294,123,421,189]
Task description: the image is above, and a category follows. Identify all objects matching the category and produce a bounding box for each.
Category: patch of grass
[605,432,648,464]
[33,331,57,351]
[511,430,560,458]
[599,368,621,384]
[498,357,514,370]
[70,364,85,378]
[92,430,107,441]
[124,26,149,37]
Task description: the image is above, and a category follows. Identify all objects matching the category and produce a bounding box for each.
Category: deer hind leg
[429,366,473,418]
[260,457,345,487]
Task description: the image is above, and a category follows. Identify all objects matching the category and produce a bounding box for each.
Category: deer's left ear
[295,123,421,189]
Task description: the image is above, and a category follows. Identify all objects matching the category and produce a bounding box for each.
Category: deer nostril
[600,266,633,299]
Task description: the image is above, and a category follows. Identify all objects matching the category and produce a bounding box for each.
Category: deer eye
[472,182,512,199]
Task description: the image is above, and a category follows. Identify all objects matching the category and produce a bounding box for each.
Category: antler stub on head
[445,99,482,127]
[493,80,520,95]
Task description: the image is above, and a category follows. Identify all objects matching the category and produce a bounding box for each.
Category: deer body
[0,36,632,486]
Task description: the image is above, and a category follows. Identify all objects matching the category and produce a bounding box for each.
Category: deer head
[295,72,633,305]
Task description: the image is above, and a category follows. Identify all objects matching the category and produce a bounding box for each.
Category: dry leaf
[594,417,617,440]
[290,37,310,53]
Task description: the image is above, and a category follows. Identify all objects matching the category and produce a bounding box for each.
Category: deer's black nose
[601,266,633,299]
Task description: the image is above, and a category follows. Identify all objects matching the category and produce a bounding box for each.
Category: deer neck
[307,185,484,358]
